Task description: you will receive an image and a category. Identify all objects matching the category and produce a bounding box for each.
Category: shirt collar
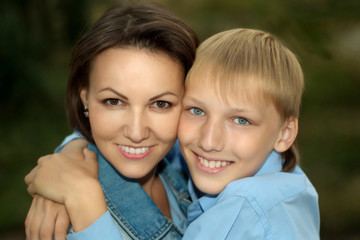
[190,151,282,213]
[254,151,282,176]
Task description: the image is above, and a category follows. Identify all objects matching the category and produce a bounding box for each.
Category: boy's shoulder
[218,166,318,211]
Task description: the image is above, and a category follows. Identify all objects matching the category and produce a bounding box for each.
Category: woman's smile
[116,144,154,160]
[83,47,184,180]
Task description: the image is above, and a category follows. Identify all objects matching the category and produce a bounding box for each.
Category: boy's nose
[198,119,225,152]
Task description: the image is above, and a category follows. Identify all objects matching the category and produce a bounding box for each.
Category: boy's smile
[195,152,233,174]
[178,76,289,195]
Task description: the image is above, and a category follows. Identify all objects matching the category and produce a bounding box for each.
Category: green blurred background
[1,0,359,239]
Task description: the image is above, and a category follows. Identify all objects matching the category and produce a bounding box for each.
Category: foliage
[1,0,359,238]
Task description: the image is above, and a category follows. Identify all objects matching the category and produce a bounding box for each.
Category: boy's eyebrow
[185,96,255,113]
[98,87,128,100]
[184,96,201,103]
[183,97,205,106]
[149,91,178,101]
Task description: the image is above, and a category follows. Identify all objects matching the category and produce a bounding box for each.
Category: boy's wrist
[65,178,107,232]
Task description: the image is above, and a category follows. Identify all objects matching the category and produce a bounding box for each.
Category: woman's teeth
[120,146,149,154]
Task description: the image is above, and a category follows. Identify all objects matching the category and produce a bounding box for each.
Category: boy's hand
[24,149,107,232]
[25,195,69,240]
[24,149,98,203]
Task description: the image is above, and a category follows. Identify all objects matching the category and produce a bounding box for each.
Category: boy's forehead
[186,70,270,106]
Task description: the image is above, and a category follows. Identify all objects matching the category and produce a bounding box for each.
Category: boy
[178,28,320,239]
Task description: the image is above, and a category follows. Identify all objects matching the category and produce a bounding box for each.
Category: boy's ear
[80,88,88,107]
[274,117,298,153]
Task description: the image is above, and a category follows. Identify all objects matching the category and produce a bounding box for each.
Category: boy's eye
[151,101,170,109]
[234,117,249,125]
[189,107,204,116]
[105,99,123,106]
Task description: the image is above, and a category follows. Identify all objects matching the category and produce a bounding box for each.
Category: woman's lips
[117,145,153,160]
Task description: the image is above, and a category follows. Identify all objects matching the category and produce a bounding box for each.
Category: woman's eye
[234,117,249,125]
[189,107,204,116]
[151,101,170,109]
[105,99,123,106]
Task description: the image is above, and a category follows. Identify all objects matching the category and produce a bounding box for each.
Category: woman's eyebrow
[98,87,128,100]
[149,91,178,101]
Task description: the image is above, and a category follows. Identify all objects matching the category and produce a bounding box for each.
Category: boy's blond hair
[186,28,304,171]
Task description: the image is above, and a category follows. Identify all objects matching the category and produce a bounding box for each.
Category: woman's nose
[123,110,150,143]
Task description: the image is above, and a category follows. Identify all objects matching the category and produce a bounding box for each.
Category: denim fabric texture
[88,143,191,240]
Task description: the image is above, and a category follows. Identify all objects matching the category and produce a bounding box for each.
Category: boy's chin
[193,177,225,196]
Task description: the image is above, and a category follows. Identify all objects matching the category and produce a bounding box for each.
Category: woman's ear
[274,117,298,153]
[80,88,88,107]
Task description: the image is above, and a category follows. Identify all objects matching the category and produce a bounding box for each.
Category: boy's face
[178,77,287,195]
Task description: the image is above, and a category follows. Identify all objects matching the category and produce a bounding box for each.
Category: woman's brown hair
[66,2,199,143]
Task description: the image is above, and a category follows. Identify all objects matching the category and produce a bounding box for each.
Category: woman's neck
[137,166,158,197]
[137,166,171,219]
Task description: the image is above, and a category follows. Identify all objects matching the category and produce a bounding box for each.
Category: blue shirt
[183,151,320,240]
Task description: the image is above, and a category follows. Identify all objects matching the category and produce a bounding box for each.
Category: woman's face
[81,48,184,181]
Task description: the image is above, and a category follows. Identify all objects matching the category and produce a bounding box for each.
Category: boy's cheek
[178,115,196,141]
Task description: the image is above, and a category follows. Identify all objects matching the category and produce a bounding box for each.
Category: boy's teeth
[198,156,230,168]
[121,146,149,154]
[204,159,209,167]
[221,161,228,167]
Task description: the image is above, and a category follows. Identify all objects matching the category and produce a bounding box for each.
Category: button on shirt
[183,151,320,240]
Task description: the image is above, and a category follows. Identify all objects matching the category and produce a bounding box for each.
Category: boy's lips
[193,152,233,174]
[116,144,153,160]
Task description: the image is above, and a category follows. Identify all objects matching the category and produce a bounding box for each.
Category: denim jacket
[88,143,191,240]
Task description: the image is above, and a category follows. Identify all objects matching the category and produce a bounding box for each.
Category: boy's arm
[25,195,70,240]
[54,131,87,154]
[58,136,125,239]
[25,134,87,240]
[25,133,92,239]
[24,132,126,239]
[67,211,123,240]
[60,138,89,159]
[25,136,105,227]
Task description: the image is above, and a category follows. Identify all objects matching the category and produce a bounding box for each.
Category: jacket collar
[88,143,172,239]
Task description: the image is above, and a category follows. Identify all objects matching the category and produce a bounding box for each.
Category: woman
[25,2,198,239]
